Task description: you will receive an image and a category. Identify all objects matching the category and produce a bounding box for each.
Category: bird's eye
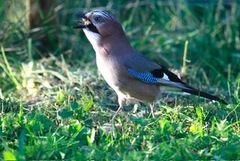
[94,16,103,23]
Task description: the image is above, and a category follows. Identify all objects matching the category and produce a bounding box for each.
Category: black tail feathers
[182,87,228,105]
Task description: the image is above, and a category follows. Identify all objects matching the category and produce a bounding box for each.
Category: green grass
[0,1,240,160]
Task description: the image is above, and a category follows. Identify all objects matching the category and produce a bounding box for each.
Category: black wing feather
[150,66,227,105]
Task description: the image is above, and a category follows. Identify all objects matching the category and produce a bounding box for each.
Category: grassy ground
[0,1,240,160]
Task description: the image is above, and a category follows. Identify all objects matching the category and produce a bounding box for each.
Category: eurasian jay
[73,10,227,118]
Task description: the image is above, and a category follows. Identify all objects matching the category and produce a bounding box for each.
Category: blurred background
[0,0,239,97]
[0,1,240,160]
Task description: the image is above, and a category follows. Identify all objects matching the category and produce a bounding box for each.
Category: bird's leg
[112,106,123,120]
[150,103,155,118]
[110,98,125,138]
[112,94,126,120]
[110,105,123,138]
[111,97,125,121]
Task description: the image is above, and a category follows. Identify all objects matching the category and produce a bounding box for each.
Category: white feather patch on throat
[83,29,100,51]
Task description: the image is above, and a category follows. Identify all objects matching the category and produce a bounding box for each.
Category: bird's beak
[72,13,90,29]
[72,12,100,34]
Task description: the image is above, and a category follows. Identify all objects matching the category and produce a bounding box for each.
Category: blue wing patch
[127,68,158,84]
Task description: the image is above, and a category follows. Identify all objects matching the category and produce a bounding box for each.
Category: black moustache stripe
[86,24,100,34]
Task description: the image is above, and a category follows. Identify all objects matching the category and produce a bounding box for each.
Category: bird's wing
[122,52,160,72]
[123,53,227,104]
[123,52,186,88]
[127,64,190,90]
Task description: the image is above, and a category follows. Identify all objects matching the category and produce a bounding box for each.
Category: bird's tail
[157,79,228,104]
[153,66,228,105]
[180,84,228,105]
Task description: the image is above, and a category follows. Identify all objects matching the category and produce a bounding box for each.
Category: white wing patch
[162,73,170,81]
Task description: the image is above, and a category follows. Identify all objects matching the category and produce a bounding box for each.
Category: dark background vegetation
[0,0,239,160]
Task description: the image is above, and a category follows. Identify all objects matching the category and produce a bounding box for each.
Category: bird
[73,10,227,119]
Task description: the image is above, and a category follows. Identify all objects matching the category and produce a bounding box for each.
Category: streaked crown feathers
[91,10,120,23]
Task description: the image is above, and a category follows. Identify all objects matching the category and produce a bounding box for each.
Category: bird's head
[73,10,131,54]
[73,10,122,37]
